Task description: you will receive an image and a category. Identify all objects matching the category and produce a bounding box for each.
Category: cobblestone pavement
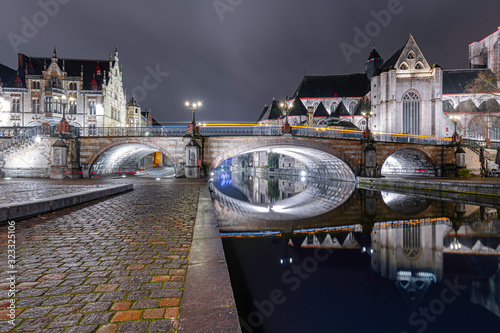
[0,177,203,332]
[0,178,119,205]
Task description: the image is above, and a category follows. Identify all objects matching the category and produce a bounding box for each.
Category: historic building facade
[0,47,148,129]
[258,27,500,142]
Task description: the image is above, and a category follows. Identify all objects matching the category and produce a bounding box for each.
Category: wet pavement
[0,177,203,332]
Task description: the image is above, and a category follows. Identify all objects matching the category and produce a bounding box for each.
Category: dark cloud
[0,0,499,124]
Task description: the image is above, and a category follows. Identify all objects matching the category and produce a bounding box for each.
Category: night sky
[0,0,499,124]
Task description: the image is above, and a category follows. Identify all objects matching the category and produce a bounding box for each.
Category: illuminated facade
[258,27,500,142]
[0,47,128,128]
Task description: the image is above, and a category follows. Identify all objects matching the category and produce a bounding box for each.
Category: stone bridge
[0,128,457,179]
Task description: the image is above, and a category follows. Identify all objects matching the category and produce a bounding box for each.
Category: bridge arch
[88,140,175,175]
[208,138,356,181]
[381,147,436,177]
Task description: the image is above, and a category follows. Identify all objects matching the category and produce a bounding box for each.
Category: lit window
[492,120,500,141]
[467,119,484,139]
[402,91,420,135]
[11,98,20,113]
[32,99,40,113]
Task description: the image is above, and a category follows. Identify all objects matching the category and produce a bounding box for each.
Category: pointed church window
[402,91,420,135]
[407,51,415,59]
[400,63,408,70]
[415,62,423,70]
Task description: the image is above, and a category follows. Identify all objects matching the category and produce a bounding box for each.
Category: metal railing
[76,126,187,137]
[292,126,363,140]
[0,127,41,153]
[200,124,282,136]
[372,132,452,145]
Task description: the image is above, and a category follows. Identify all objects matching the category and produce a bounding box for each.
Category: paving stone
[159,298,180,307]
[44,287,73,296]
[111,302,131,311]
[70,293,100,303]
[143,308,165,319]
[148,319,176,332]
[79,301,112,312]
[17,317,52,331]
[48,313,83,328]
[95,284,120,292]
[42,295,73,305]
[151,289,183,298]
[100,292,127,302]
[17,306,54,318]
[48,304,83,316]
[17,288,48,297]
[117,321,149,333]
[111,310,142,322]
[96,323,118,333]
[118,283,141,292]
[127,291,150,300]
[132,298,158,309]
[64,325,98,333]
[71,285,97,293]
[80,312,113,325]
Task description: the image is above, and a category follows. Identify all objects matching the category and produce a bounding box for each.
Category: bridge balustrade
[199,125,281,136]
[77,126,186,137]
[292,126,363,140]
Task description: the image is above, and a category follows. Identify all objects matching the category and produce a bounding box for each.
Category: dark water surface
[213,171,500,333]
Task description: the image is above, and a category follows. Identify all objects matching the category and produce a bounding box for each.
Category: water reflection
[217,169,500,332]
[211,171,355,223]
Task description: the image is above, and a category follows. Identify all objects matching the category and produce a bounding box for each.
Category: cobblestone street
[0,177,203,332]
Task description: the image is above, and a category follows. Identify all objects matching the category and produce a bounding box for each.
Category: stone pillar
[185,138,200,179]
[363,143,377,177]
[455,146,466,168]
[50,138,68,179]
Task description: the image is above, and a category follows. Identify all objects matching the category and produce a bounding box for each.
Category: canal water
[211,168,500,333]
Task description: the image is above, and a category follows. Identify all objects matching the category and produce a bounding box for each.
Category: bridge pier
[185,137,201,179]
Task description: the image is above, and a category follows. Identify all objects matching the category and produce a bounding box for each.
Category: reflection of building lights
[362,247,366,253]
[210,172,214,176]
[450,238,462,250]
[4,177,11,180]
[280,259,284,264]
[301,177,306,182]
[96,104,104,114]
[122,175,126,178]
[289,258,293,263]
[35,136,41,143]
[300,170,306,177]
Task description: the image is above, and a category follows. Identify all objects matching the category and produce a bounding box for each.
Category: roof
[256,105,268,122]
[380,43,406,71]
[288,96,308,117]
[367,48,382,60]
[314,102,329,117]
[292,74,371,99]
[332,101,350,117]
[127,96,140,108]
[14,53,114,90]
[442,69,493,94]
[352,97,371,116]
[455,99,479,113]
[260,100,283,121]
[0,63,17,86]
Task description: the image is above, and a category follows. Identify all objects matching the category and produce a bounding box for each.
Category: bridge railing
[292,126,363,140]
[0,126,42,152]
[462,138,500,149]
[76,126,187,137]
[199,124,282,136]
[373,132,452,145]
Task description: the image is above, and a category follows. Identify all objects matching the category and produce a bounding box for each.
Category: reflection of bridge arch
[89,141,175,174]
[381,192,432,216]
[381,147,436,177]
[208,138,356,181]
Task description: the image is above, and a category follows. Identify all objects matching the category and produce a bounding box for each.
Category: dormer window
[96,63,101,76]
[90,78,98,91]
[407,51,415,59]
[415,62,424,70]
[399,63,409,70]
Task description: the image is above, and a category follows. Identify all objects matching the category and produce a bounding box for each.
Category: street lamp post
[185,101,201,134]
[280,97,292,133]
[449,114,461,144]
[361,110,373,140]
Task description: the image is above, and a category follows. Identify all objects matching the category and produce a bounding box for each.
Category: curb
[0,184,133,222]
[178,183,241,333]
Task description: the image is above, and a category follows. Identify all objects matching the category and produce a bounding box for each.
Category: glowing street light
[185,101,201,130]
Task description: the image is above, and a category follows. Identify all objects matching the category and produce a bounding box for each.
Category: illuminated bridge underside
[244,146,355,181]
[90,144,160,174]
[211,178,355,225]
[382,148,435,177]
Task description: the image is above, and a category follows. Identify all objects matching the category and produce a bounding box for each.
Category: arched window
[467,119,483,139]
[415,62,424,70]
[32,98,40,113]
[358,118,367,130]
[492,120,500,141]
[400,63,409,70]
[402,91,420,135]
[312,101,319,111]
[11,98,20,113]
[88,101,96,115]
[407,51,416,59]
[330,102,337,113]
[349,101,356,114]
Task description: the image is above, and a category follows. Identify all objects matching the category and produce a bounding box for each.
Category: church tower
[365,48,384,80]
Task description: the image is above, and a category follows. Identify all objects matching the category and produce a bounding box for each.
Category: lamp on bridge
[54,93,75,133]
[280,97,292,133]
[185,101,202,134]
[449,114,461,144]
[361,110,373,140]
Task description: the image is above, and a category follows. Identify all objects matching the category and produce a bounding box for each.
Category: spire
[53,46,57,59]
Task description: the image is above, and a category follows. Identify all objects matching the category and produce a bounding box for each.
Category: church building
[258,27,500,142]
